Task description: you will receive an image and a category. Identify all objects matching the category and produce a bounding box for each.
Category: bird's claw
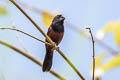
[56,46,59,51]
[51,42,59,51]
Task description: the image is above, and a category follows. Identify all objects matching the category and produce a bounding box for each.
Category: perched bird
[42,15,65,72]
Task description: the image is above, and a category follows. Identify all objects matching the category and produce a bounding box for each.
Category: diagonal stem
[0,27,51,46]
[0,40,66,80]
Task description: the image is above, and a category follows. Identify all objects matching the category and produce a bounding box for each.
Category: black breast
[51,23,64,33]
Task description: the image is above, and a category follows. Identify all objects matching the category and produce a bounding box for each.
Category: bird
[42,15,65,72]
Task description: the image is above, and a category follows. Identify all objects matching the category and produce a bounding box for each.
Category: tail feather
[42,51,53,72]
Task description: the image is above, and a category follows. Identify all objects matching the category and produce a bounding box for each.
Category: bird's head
[52,15,65,25]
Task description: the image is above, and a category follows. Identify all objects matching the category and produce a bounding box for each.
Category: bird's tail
[42,50,53,72]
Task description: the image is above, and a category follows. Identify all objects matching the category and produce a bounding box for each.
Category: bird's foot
[51,42,59,51]
[56,46,59,51]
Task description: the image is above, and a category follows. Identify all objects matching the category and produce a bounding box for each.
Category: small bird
[42,15,65,72]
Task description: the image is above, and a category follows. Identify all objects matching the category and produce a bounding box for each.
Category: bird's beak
[60,16,65,21]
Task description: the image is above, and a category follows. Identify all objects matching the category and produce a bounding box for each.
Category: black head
[51,15,65,32]
[52,15,65,25]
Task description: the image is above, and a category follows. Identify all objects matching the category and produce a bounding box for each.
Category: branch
[56,49,85,80]
[0,40,66,80]
[86,27,95,80]
[95,77,101,80]
[16,33,29,53]
[9,0,85,79]
[0,27,51,46]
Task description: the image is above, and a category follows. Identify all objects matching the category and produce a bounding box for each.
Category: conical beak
[60,16,65,21]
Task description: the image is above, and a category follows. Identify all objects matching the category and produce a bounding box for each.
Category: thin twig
[16,33,29,53]
[0,40,66,80]
[11,20,29,52]
[86,27,95,80]
[0,27,51,46]
[9,0,85,79]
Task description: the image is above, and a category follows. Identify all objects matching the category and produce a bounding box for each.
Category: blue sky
[0,0,120,80]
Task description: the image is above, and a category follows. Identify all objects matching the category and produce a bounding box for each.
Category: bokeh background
[0,0,120,80]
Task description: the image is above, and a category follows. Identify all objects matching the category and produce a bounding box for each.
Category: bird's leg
[56,46,60,51]
[51,42,59,51]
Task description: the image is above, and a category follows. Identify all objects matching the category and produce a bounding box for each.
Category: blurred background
[0,0,120,80]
